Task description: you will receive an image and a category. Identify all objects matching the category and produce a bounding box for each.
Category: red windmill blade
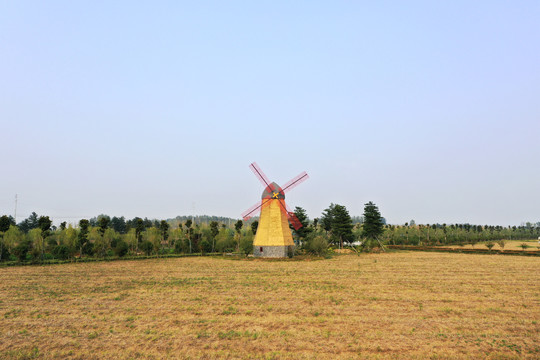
[249,162,271,188]
[282,171,309,193]
[241,197,271,221]
[277,199,302,230]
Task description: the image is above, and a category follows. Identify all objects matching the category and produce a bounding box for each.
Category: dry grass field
[1,252,538,359]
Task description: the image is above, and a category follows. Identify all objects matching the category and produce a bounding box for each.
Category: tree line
[288,203,540,255]
[1,203,539,263]
[0,212,258,263]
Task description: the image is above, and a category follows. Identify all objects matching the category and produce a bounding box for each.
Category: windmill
[242,162,309,258]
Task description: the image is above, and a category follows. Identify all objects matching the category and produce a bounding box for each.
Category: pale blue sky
[1,1,539,226]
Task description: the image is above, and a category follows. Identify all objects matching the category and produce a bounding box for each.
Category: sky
[1,1,539,226]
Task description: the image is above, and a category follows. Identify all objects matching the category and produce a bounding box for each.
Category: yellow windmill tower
[242,163,309,258]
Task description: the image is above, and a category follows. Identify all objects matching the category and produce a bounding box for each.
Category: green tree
[250,220,259,235]
[234,220,243,233]
[98,215,110,237]
[28,228,43,261]
[210,221,219,252]
[144,227,161,254]
[290,207,312,244]
[239,232,254,256]
[185,220,193,253]
[78,219,90,256]
[52,245,70,260]
[330,204,354,248]
[13,239,31,262]
[0,215,11,232]
[110,216,127,234]
[199,228,213,254]
[320,204,336,233]
[3,225,23,256]
[169,227,184,252]
[362,201,384,242]
[125,228,138,253]
[134,218,145,247]
[0,215,11,261]
[234,220,243,252]
[89,227,107,257]
[38,216,52,236]
[140,240,154,255]
[114,239,129,257]
[38,216,52,259]
[61,225,78,257]
[215,228,235,253]
[18,212,39,233]
[159,220,170,247]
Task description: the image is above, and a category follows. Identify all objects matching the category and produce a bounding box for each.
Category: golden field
[1,253,538,359]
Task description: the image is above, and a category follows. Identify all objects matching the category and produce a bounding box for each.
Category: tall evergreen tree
[209,221,220,252]
[159,220,170,245]
[98,215,110,237]
[110,216,127,234]
[184,220,193,253]
[78,219,90,256]
[134,218,145,245]
[330,204,354,248]
[38,216,52,240]
[18,212,39,233]
[362,201,384,240]
[0,215,12,261]
[320,203,336,233]
[290,206,312,243]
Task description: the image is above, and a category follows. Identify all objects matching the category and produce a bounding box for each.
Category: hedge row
[386,245,540,256]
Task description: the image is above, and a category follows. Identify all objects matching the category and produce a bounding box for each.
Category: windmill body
[242,163,309,258]
[253,183,294,257]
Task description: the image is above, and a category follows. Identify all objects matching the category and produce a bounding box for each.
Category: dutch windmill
[242,162,309,258]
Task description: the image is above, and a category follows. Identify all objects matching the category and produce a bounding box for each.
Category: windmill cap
[262,182,285,199]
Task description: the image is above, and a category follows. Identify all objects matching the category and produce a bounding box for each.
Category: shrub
[239,235,254,256]
[305,235,328,256]
[13,240,31,262]
[200,239,212,254]
[140,240,154,255]
[174,239,185,254]
[520,243,529,250]
[485,242,495,251]
[0,245,10,261]
[52,245,70,260]
[82,242,94,256]
[497,240,505,249]
[114,240,129,257]
[47,238,58,248]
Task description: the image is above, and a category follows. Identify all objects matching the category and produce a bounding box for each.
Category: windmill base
[253,245,294,258]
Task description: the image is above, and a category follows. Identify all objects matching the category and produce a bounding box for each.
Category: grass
[0,253,538,359]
